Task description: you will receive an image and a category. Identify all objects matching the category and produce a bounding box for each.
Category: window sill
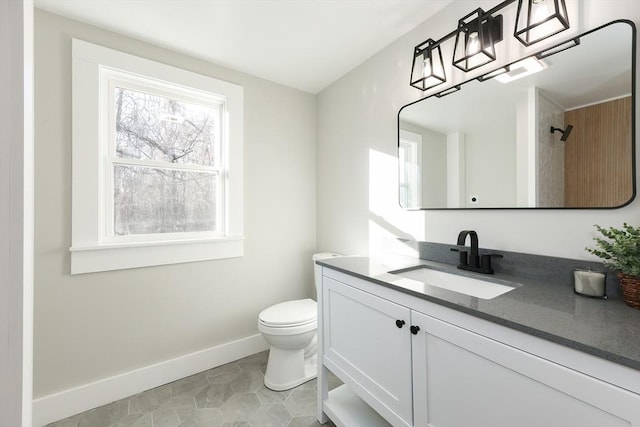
[70,236,244,274]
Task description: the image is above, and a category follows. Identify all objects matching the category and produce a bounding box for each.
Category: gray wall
[317,0,640,259]
[34,10,317,398]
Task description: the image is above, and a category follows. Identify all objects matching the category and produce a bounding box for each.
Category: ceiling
[34,0,453,94]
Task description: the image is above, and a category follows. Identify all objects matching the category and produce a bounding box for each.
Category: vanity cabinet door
[411,311,640,427]
[322,276,413,427]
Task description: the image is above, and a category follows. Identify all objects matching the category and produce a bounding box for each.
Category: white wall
[421,128,447,207]
[465,126,516,207]
[317,0,640,260]
[1,1,34,426]
[34,9,316,399]
[516,90,536,207]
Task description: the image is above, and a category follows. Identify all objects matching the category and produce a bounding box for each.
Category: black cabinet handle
[395,319,406,328]
[410,325,420,335]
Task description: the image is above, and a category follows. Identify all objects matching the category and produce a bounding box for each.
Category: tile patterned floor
[47,351,339,427]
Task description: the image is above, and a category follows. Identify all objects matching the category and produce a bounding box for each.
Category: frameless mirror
[398,20,636,209]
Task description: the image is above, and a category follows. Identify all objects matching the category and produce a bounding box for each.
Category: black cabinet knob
[395,319,405,328]
[410,325,420,335]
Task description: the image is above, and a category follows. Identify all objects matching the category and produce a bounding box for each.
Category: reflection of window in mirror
[399,130,422,208]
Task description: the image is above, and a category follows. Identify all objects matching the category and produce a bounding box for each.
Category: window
[71,39,243,274]
[107,73,224,240]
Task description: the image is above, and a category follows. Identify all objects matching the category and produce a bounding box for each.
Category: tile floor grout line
[46,350,339,427]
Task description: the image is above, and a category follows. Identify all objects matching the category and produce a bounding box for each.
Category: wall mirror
[398,20,636,209]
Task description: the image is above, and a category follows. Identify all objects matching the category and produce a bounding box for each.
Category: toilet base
[264,348,318,391]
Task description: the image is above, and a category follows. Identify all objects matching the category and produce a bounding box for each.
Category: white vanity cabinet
[411,312,640,427]
[322,276,413,427]
[318,267,640,427]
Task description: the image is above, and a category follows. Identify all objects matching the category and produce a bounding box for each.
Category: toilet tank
[312,252,342,293]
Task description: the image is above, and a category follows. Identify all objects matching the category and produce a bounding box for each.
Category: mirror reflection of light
[494,57,547,83]
[466,32,481,56]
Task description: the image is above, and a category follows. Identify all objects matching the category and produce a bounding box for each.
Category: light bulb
[466,32,480,56]
[532,0,550,24]
[423,58,432,78]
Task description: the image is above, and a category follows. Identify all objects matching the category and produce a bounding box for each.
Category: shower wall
[564,96,632,207]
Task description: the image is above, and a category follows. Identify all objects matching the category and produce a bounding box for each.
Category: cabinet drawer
[323,276,413,427]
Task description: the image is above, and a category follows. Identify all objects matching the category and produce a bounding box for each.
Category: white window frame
[399,130,423,208]
[71,39,244,274]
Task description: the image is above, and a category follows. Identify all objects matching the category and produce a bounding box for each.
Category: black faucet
[454,230,500,274]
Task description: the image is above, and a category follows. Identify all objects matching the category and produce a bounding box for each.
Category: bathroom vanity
[315,257,640,427]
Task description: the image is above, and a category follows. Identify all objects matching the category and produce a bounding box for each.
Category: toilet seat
[259,318,316,328]
[258,298,316,327]
[258,318,317,336]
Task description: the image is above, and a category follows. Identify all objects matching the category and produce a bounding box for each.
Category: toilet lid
[259,298,317,326]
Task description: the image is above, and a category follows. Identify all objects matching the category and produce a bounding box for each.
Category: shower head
[550,125,574,142]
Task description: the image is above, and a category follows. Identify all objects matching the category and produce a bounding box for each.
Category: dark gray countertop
[317,256,640,371]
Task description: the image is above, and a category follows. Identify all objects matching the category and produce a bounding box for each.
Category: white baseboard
[33,334,268,427]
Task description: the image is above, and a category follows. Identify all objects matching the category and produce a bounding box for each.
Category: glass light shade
[410,38,446,91]
[514,0,570,46]
[453,9,502,72]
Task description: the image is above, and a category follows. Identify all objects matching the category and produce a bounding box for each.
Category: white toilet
[258,252,341,391]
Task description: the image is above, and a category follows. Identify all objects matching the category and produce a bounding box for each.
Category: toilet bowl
[258,252,341,391]
[258,298,318,391]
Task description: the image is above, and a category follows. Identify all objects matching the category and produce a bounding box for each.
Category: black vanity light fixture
[410,38,446,91]
[514,0,570,47]
[435,85,461,98]
[452,9,503,72]
[409,0,571,92]
[536,36,580,59]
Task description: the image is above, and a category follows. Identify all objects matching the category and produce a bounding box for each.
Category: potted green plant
[586,223,640,309]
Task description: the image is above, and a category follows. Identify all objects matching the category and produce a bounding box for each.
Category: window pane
[114,165,217,235]
[115,87,220,166]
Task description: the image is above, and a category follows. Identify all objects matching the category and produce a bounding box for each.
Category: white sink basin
[388,266,518,300]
